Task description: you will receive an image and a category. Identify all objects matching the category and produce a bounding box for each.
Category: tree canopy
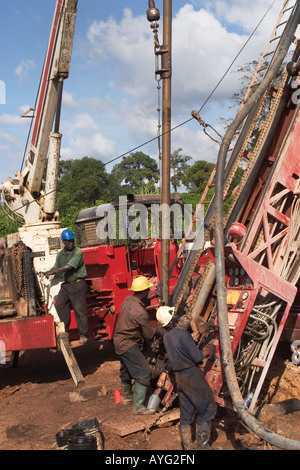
[170,148,192,191]
[111,152,159,192]
[183,160,215,193]
[0,150,243,237]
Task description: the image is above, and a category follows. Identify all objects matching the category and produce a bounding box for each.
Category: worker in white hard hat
[113,276,162,415]
[156,306,217,450]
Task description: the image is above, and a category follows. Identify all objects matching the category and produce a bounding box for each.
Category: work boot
[196,420,212,450]
[121,381,133,404]
[133,382,156,415]
[179,424,193,450]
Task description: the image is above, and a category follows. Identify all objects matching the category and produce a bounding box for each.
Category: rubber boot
[179,424,193,450]
[196,420,212,450]
[133,382,156,415]
[121,381,133,404]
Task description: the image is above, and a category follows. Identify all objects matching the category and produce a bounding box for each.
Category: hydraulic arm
[0,0,78,224]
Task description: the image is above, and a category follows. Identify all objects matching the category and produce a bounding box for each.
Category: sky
[0,0,291,191]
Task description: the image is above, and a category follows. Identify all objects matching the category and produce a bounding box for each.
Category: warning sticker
[226,290,240,305]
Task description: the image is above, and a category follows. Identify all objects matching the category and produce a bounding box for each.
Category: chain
[156,76,162,163]
[147,4,162,167]
[12,242,27,300]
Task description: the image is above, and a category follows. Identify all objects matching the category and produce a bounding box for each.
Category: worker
[156,306,217,450]
[113,275,161,415]
[43,229,89,345]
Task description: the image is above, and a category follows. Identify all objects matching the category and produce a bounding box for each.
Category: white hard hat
[156,306,175,327]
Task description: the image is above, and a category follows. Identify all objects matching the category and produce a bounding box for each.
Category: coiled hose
[214,2,300,450]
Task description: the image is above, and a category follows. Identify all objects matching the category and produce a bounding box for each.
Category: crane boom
[0,0,78,224]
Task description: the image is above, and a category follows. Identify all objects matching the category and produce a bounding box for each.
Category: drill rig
[165,0,300,450]
[0,0,182,383]
[1,2,300,450]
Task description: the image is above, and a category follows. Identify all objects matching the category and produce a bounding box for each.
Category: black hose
[214,2,300,450]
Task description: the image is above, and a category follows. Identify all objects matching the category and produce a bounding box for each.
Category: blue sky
[0,1,287,189]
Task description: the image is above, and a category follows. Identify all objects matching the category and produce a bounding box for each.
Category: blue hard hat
[61,229,75,240]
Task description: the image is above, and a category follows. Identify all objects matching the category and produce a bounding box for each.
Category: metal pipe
[214,2,300,450]
[54,78,64,133]
[160,0,172,305]
[44,132,62,217]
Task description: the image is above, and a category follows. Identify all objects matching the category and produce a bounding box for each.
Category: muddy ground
[0,339,299,452]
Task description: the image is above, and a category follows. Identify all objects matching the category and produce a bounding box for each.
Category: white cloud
[210,0,280,33]
[62,91,78,109]
[86,8,154,100]
[0,128,21,146]
[1,1,289,188]
[61,113,116,161]
[83,2,281,126]
[172,5,245,110]
[15,59,37,83]
[0,130,25,183]
[0,113,20,126]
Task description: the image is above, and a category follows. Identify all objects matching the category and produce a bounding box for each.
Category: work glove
[197,319,217,336]
[202,343,215,359]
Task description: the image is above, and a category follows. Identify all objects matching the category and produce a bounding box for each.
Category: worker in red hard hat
[156,307,217,450]
[113,276,162,415]
[41,229,88,345]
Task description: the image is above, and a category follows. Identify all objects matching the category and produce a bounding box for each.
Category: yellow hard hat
[130,276,153,292]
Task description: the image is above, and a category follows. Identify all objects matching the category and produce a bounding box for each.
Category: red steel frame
[0,315,56,351]
[203,99,300,410]
[204,246,297,410]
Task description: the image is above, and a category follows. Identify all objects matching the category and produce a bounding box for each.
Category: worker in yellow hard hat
[113,276,161,415]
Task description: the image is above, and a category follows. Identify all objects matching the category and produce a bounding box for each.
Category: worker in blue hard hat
[42,229,88,345]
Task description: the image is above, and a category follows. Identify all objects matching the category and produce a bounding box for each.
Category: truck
[0,0,182,383]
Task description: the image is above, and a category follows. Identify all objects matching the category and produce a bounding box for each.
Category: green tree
[111,152,159,191]
[0,208,21,237]
[170,148,192,191]
[182,160,215,194]
[56,157,112,228]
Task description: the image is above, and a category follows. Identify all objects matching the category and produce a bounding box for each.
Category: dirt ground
[0,339,299,452]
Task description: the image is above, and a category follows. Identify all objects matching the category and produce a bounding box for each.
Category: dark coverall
[163,326,217,449]
[113,294,156,387]
[113,293,157,414]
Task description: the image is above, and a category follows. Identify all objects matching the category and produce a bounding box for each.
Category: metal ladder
[185,0,298,245]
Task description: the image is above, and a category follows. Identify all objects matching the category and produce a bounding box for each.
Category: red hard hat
[228,222,247,241]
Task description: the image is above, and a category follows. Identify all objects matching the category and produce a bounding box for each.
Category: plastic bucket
[147,394,161,411]
[114,387,123,404]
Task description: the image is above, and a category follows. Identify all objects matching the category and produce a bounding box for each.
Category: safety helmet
[130,276,153,292]
[61,229,75,241]
[228,222,246,242]
[156,306,175,327]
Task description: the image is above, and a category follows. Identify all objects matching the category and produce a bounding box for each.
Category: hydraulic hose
[214,2,300,450]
